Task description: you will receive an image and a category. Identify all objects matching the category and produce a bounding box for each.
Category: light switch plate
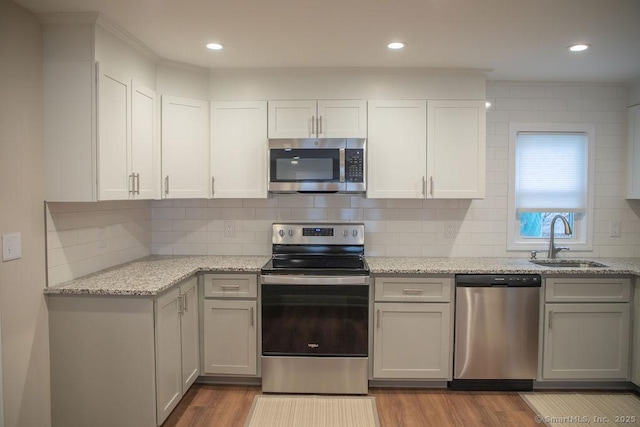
[2,232,22,261]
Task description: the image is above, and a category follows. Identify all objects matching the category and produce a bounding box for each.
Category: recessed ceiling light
[387,42,405,50]
[206,43,223,50]
[568,44,590,52]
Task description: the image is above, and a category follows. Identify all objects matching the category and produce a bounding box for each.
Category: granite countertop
[44,255,270,296]
[366,257,640,275]
[45,255,640,297]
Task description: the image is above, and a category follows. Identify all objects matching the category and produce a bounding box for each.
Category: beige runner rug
[244,395,380,427]
[521,392,640,426]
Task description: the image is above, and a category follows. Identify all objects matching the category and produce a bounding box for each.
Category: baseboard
[196,375,262,386]
[369,380,448,388]
[449,379,534,391]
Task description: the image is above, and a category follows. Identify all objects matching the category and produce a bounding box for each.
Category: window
[507,123,595,252]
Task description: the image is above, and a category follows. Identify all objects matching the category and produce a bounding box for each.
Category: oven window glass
[270,149,340,182]
[262,284,369,357]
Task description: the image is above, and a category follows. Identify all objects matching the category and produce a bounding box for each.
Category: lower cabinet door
[543,303,631,380]
[203,299,257,375]
[373,302,451,379]
[180,277,200,390]
[155,288,182,425]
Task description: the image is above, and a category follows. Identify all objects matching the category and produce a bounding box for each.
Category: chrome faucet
[547,214,571,259]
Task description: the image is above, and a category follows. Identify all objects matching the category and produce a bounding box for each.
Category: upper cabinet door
[98,66,131,201]
[161,96,210,199]
[426,100,486,199]
[211,101,268,198]
[627,105,640,198]
[367,100,427,198]
[317,100,367,138]
[131,82,156,200]
[268,100,316,138]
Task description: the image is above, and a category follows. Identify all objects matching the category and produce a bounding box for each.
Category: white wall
[0,1,51,426]
[150,80,639,258]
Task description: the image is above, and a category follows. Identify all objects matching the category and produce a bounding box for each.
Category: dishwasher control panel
[455,274,541,287]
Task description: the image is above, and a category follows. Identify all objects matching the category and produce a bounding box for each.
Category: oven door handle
[260,275,369,285]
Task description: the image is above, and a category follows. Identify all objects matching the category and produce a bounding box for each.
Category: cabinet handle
[403,288,424,294]
[250,307,254,327]
[429,176,434,196]
[164,176,169,195]
[318,115,323,135]
[421,176,426,196]
[211,176,215,197]
[376,309,381,329]
[135,173,140,195]
[311,115,315,135]
[183,291,188,312]
[548,310,553,330]
[177,292,183,315]
[220,284,240,291]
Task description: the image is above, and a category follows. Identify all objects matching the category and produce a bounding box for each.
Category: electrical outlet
[444,222,460,239]
[224,221,236,238]
[97,228,107,248]
[609,221,622,238]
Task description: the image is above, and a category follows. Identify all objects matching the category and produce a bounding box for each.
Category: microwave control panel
[345,149,364,183]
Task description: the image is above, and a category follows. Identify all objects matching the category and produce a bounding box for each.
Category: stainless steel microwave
[268,138,366,193]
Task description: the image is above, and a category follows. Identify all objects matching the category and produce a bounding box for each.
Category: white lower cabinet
[372,276,453,380]
[202,273,258,376]
[155,277,200,425]
[633,279,640,386]
[48,276,200,427]
[542,277,632,381]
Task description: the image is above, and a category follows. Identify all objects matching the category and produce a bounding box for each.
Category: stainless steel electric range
[260,222,370,394]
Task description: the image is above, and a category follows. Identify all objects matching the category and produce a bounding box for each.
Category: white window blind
[515,132,588,212]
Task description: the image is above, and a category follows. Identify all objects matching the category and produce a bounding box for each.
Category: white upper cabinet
[42,18,158,202]
[161,96,210,199]
[367,100,427,198]
[268,100,367,139]
[627,104,640,198]
[131,82,156,200]
[97,67,130,200]
[427,100,486,199]
[98,68,157,201]
[367,99,486,199]
[211,101,268,198]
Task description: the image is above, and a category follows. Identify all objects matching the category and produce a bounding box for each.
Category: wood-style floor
[162,384,541,427]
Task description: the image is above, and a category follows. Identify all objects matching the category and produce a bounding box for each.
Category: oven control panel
[272,223,365,245]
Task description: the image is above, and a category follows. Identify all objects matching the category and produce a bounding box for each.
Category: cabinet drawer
[203,274,257,298]
[374,277,452,302]
[545,277,631,303]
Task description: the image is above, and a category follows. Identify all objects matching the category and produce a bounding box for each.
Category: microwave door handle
[339,148,346,183]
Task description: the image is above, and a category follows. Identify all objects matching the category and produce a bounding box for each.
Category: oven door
[261,275,369,357]
[268,139,345,193]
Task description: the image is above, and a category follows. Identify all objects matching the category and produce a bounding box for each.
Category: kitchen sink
[529,259,609,268]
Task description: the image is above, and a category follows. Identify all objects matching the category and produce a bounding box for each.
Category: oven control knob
[343,229,348,237]
[288,230,294,236]
[278,230,285,237]
[352,230,358,237]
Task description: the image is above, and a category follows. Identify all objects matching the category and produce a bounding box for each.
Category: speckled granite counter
[44,255,269,296]
[366,257,640,276]
[45,255,640,297]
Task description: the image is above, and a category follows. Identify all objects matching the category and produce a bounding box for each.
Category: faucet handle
[530,250,538,259]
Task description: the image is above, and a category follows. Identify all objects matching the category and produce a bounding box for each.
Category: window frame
[507,123,595,252]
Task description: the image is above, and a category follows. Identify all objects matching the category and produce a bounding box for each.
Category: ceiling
[14,0,640,82]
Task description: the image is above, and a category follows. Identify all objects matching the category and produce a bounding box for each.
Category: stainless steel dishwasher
[450,274,541,391]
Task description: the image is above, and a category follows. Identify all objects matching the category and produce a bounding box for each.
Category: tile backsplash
[46,201,151,286]
[46,81,640,285]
